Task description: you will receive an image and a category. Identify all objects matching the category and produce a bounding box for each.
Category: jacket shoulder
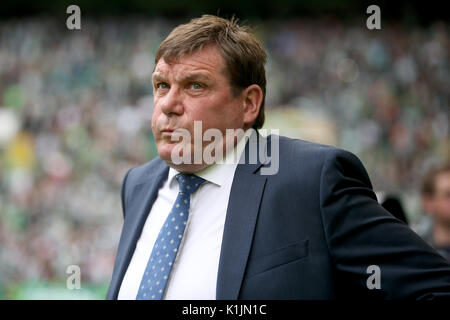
[125,157,166,186]
[276,135,360,165]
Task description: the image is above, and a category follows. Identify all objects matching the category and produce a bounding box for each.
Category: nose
[159,86,184,117]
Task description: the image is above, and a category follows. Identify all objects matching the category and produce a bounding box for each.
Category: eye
[190,82,203,90]
[155,82,169,90]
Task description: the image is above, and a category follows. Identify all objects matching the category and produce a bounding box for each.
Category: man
[107,15,450,300]
[420,162,450,261]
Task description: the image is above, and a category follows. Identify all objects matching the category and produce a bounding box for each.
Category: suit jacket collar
[107,160,168,299]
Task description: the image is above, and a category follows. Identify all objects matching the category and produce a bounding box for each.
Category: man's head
[151,15,267,172]
[422,162,450,228]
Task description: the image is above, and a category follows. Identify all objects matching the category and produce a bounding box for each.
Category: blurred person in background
[421,162,450,261]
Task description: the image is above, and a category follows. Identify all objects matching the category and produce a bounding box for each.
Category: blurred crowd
[0,17,448,297]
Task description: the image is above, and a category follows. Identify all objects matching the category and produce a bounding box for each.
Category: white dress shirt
[118,132,250,300]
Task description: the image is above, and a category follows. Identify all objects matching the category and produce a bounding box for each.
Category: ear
[242,84,263,130]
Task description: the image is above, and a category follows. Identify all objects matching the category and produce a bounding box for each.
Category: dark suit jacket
[107,132,450,299]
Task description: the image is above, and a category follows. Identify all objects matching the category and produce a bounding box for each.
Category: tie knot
[175,173,206,195]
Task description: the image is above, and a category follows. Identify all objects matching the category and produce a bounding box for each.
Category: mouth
[160,128,175,133]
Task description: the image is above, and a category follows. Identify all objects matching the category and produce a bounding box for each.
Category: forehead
[154,45,226,77]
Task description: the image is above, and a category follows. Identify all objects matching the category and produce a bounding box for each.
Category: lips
[161,128,175,133]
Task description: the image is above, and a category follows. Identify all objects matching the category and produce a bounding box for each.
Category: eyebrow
[152,72,212,84]
[152,73,166,84]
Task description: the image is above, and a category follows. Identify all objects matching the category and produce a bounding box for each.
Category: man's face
[151,46,246,172]
[425,172,450,227]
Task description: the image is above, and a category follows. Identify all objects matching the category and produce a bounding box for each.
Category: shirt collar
[167,129,253,188]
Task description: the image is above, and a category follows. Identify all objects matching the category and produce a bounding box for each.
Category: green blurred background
[0,1,448,299]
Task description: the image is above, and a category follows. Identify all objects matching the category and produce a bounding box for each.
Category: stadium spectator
[420,162,450,261]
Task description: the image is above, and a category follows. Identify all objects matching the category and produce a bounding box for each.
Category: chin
[156,143,176,162]
[165,162,209,174]
[156,145,206,173]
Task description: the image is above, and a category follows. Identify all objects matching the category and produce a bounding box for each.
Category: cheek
[435,200,450,216]
[200,98,242,129]
[442,199,450,212]
[151,116,158,137]
[151,108,163,132]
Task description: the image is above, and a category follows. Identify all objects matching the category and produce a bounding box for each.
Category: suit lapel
[109,162,169,299]
[216,132,270,299]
